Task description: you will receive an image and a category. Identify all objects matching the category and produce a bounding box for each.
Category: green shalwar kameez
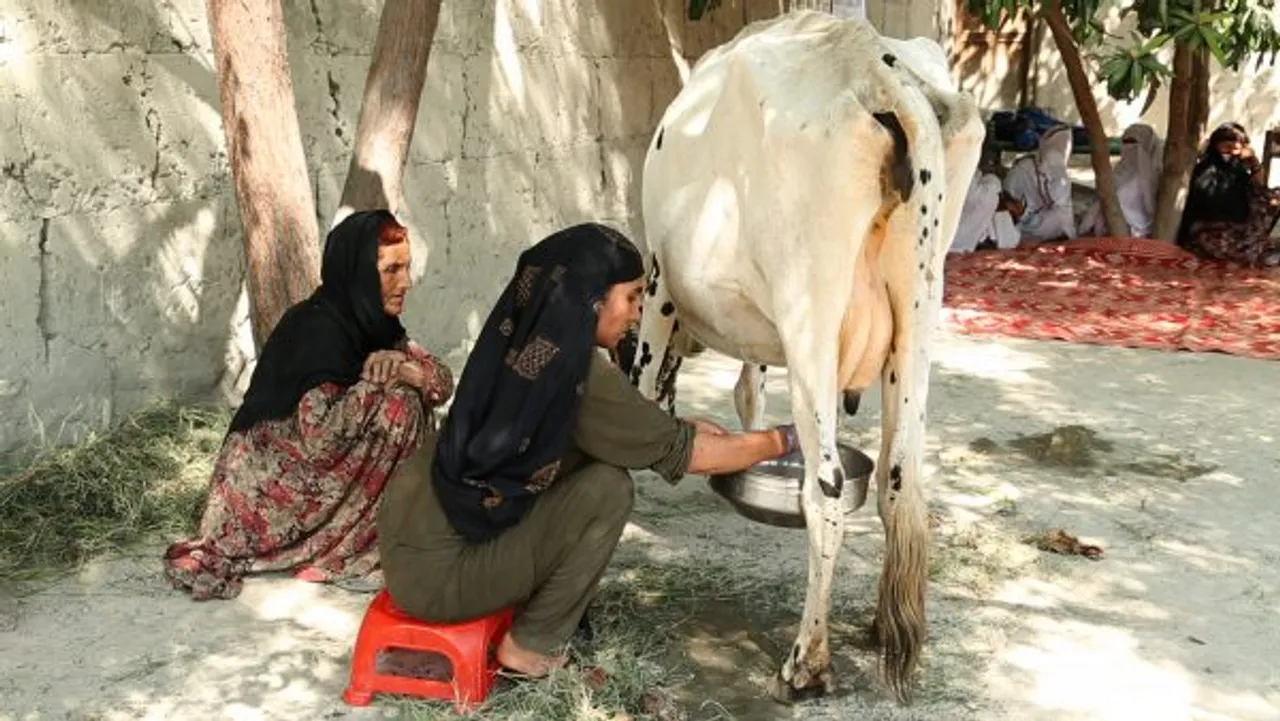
[377,353,694,653]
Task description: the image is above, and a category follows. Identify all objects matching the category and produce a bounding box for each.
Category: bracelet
[775,424,800,455]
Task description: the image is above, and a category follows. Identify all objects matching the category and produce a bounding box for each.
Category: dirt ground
[2,332,1279,721]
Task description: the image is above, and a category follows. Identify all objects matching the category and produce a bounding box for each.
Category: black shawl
[1177,131,1256,246]
[432,222,645,543]
[228,210,407,433]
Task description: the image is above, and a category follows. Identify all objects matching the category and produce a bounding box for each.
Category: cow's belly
[664,273,788,367]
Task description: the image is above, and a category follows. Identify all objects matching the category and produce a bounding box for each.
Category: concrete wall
[0,0,945,454]
[866,0,948,40]
[0,0,760,453]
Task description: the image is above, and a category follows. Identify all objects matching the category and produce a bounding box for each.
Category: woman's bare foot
[495,633,567,678]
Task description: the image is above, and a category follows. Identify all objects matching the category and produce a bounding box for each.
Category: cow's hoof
[768,666,834,704]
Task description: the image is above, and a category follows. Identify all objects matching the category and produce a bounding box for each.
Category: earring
[592,300,603,313]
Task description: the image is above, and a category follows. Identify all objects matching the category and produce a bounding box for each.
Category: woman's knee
[377,383,429,435]
[573,463,635,518]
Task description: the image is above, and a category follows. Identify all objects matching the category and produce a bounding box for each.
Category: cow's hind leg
[734,363,768,430]
[771,301,850,701]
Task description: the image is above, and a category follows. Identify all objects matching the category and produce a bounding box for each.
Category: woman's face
[1215,138,1245,158]
[377,242,412,316]
[594,277,645,349]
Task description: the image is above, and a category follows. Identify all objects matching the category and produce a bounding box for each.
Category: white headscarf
[1078,123,1164,237]
[1003,125,1076,242]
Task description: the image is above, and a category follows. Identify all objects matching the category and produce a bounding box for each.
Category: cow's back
[641,12,904,364]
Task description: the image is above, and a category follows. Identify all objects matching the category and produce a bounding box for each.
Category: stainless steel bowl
[708,442,874,529]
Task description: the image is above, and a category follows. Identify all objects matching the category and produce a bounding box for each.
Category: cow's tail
[870,59,947,703]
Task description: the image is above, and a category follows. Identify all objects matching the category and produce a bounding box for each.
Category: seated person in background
[164,210,454,600]
[1003,124,1077,243]
[1177,122,1280,267]
[1078,123,1163,238]
[377,223,798,678]
[951,169,1020,253]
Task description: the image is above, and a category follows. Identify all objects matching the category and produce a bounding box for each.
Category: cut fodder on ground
[393,561,803,721]
[0,404,227,585]
[930,520,1041,595]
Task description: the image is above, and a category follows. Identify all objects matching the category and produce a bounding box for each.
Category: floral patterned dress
[1183,184,1280,266]
[164,344,452,600]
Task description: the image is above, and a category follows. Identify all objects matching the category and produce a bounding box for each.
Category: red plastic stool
[342,589,514,711]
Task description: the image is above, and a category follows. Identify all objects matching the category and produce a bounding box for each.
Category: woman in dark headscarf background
[164,210,455,601]
[378,223,799,677]
[1177,123,1280,267]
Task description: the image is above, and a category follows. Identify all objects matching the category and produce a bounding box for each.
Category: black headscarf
[432,223,645,543]
[228,210,407,433]
[1178,124,1255,246]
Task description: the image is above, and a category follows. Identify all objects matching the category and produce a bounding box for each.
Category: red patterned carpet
[941,238,1280,360]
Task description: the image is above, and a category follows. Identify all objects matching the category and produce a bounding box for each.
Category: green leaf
[1197,11,1234,24]
[1143,33,1173,52]
[1202,27,1228,64]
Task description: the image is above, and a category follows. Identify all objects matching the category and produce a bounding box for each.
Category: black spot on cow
[922,227,929,238]
[934,218,940,228]
[919,168,932,185]
[615,327,639,375]
[903,396,909,404]
[660,301,675,316]
[914,300,920,309]
[872,111,913,203]
[819,467,845,498]
[919,205,927,215]
[638,341,653,370]
[759,364,768,373]
[890,464,902,491]
[889,371,897,385]
[882,53,897,67]
[655,127,664,150]
[918,262,925,270]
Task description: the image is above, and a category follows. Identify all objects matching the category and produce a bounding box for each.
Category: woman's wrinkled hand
[396,357,454,406]
[363,350,407,385]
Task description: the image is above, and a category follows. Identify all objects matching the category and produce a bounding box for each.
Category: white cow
[628,12,985,702]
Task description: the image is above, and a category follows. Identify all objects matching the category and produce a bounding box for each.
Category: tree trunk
[335,0,443,225]
[1040,0,1131,237]
[1189,46,1211,137]
[207,0,321,348]
[1152,43,1201,242]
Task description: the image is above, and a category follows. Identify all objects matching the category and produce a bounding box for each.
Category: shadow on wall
[0,0,778,454]
[309,0,778,363]
[0,1,248,454]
